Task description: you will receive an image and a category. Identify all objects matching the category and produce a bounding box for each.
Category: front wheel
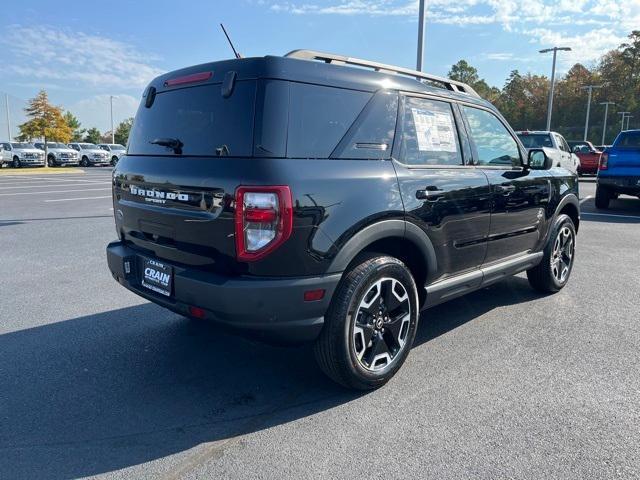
[48,155,56,167]
[80,157,89,167]
[527,214,576,293]
[314,255,419,390]
[12,157,20,168]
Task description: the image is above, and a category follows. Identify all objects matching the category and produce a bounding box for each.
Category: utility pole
[581,85,603,141]
[619,112,630,131]
[626,115,633,130]
[110,95,116,144]
[416,0,426,71]
[540,47,572,131]
[600,102,615,146]
[4,93,10,140]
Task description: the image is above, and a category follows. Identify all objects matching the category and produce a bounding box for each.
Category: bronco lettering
[130,185,189,202]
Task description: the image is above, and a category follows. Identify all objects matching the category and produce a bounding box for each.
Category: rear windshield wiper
[150,137,183,154]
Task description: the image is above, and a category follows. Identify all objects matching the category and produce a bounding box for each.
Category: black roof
[147,54,493,110]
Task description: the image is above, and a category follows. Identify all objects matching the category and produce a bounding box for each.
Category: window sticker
[410,108,458,153]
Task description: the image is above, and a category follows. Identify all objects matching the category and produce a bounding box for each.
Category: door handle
[495,184,516,194]
[416,185,445,200]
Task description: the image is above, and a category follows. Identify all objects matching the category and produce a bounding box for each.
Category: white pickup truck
[516,131,580,174]
[0,142,46,168]
[33,142,79,167]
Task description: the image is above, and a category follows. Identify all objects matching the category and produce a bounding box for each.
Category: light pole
[626,115,633,130]
[4,93,10,140]
[619,112,630,131]
[540,47,571,131]
[581,85,602,141]
[600,102,615,146]
[110,95,117,144]
[416,0,426,71]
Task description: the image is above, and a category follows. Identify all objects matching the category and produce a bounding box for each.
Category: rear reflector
[189,306,206,319]
[304,289,325,302]
[164,71,213,87]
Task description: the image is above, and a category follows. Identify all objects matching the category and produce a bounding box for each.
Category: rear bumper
[598,175,640,195]
[106,241,341,344]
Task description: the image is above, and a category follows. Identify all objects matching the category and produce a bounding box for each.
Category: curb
[0,167,86,176]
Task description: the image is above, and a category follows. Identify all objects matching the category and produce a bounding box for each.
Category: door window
[398,96,462,166]
[462,106,521,167]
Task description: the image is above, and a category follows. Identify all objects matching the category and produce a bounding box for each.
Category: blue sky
[0,0,637,137]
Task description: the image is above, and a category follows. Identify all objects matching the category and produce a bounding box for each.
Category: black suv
[107,50,580,390]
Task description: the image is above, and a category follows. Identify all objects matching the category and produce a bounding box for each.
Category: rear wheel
[527,214,576,293]
[314,255,419,390]
[595,185,611,209]
[12,156,20,168]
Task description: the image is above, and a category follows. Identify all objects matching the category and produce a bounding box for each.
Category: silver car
[33,142,79,167]
[68,143,111,167]
[0,142,46,168]
[97,143,126,166]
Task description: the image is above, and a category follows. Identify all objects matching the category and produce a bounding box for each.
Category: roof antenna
[220,23,242,59]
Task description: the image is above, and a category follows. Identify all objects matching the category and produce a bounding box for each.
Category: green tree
[448,60,480,85]
[18,90,72,144]
[114,117,133,146]
[63,111,85,142]
[84,127,102,144]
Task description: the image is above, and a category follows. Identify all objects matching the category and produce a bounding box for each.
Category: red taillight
[599,152,608,170]
[234,186,293,262]
[164,71,212,87]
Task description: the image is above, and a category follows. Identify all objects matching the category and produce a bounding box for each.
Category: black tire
[314,255,419,390]
[595,185,611,209]
[48,155,56,167]
[111,156,118,166]
[80,156,89,167]
[527,214,576,293]
[12,156,20,168]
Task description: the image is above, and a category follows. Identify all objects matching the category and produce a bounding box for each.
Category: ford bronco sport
[107,50,580,390]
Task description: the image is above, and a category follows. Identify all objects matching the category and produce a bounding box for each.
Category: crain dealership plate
[140,257,173,297]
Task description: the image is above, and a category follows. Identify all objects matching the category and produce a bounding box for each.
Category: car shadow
[0,276,542,479]
[580,195,640,224]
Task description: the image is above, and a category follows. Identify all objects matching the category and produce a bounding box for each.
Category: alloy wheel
[352,277,411,372]
[551,226,574,283]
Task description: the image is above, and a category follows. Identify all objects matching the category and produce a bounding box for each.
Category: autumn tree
[18,91,72,163]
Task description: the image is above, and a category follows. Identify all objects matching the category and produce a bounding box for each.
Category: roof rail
[284,49,480,98]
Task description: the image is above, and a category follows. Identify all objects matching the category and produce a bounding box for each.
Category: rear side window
[128,82,255,156]
[398,96,462,166]
[287,83,371,158]
[615,131,640,148]
[517,133,553,149]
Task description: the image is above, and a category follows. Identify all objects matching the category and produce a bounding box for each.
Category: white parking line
[0,182,109,190]
[45,196,112,202]
[582,212,640,220]
[0,188,111,196]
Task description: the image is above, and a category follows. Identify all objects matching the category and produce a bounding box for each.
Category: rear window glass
[287,83,371,158]
[615,131,640,148]
[128,82,255,156]
[517,133,553,149]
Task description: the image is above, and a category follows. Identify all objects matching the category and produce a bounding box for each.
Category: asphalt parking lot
[1,171,639,479]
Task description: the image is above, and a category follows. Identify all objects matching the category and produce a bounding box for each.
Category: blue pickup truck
[596,130,640,209]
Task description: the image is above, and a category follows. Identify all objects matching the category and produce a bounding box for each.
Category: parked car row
[0,142,125,168]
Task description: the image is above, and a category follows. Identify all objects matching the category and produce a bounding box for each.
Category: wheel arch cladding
[556,194,580,232]
[328,220,437,304]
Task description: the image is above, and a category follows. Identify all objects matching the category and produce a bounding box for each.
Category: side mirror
[526,149,552,170]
